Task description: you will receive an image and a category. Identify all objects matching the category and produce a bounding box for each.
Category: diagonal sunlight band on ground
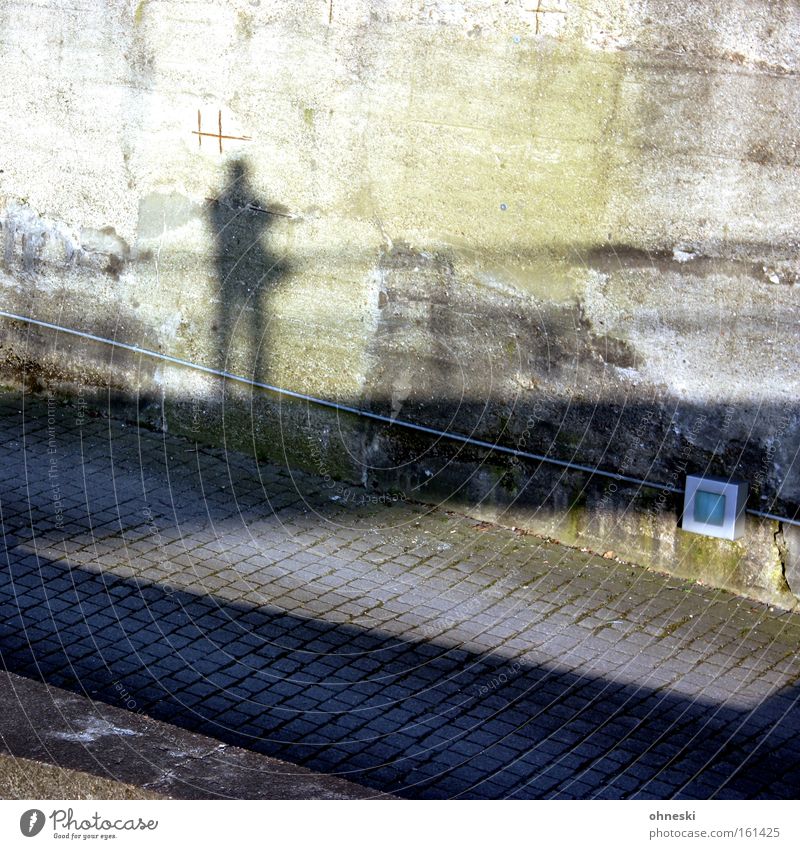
[1,390,799,799]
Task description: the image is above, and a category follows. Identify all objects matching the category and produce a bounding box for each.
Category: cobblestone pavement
[1,389,799,799]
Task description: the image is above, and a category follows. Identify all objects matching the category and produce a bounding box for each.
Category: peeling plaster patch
[390,369,413,421]
[50,716,140,744]
[472,271,522,299]
[1,203,80,274]
[673,246,698,263]
[591,334,637,368]
[358,266,389,392]
[614,365,642,383]
[579,268,625,326]
[80,226,129,259]
[137,193,201,240]
[159,311,183,343]
[80,226,130,278]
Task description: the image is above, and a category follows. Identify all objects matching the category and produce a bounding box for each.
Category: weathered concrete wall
[1,0,799,606]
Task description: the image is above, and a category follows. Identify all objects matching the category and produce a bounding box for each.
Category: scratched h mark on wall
[193,110,252,154]
[528,1,567,35]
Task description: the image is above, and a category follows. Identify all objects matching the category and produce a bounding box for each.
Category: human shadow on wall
[209,157,288,382]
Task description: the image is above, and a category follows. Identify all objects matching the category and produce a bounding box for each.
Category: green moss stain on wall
[672,528,794,606]
[367,36,632,258]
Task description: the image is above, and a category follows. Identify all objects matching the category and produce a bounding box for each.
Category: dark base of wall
[3,361,797,612]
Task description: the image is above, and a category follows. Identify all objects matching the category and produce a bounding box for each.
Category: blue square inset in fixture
[693,490,726,527]
[682,475,748,541]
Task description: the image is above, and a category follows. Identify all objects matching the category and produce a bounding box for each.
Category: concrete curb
[0,671,390,800]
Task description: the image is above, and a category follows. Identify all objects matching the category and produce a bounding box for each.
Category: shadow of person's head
[220,157,251,208]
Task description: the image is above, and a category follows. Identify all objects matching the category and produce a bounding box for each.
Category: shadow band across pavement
[0,548,799,800]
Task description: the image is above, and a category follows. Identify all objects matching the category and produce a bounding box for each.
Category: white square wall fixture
[682,475,748,541]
